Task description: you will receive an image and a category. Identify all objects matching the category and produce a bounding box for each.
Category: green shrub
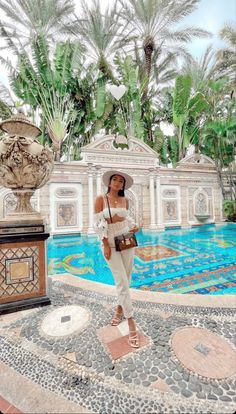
[223,200,236,221]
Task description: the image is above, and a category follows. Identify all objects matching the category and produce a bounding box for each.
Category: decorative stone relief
[195,192,208,215]
[188,187,213,223]
[56,201,77,227]
[3,191,38,218]
[114,135,128,145]
[132,144,145,153]
[3,192,17,216]
[81,135,159,167]
[202,187,212,197]
[98,142,113,150]
[162,189,177,198]
[85,154,156,166]
[50,183,83,233]
[55,188,78,198]
[189,187,198,197]
[163,200,178,221]
[161,186,180,224]
[0,114,54,219]
[177,153,215,167]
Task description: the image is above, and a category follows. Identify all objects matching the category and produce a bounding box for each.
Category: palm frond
[0,0,75,46]
[0,82,16,106]
[220,23,236,46]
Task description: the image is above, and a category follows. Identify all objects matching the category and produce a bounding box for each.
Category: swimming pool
[48,223,236,295]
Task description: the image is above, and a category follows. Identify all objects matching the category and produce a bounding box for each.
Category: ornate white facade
[0,135,224,234]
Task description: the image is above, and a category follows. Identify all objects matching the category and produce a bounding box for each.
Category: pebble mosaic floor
[48,223,236,295]
[0,278,235,414]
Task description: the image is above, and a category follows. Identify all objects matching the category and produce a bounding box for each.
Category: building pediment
[177,153,216,170]
[80,135,159,168]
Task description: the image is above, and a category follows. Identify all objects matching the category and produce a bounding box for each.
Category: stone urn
[0,114,54,223]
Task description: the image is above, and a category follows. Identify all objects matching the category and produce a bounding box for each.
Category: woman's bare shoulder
[95,194,104,202]
[94,194,104,213]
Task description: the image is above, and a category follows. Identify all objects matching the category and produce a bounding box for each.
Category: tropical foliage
[0,0,235,205]
[0,0,74,47]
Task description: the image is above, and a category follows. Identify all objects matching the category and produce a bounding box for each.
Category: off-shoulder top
[93,197,136,240]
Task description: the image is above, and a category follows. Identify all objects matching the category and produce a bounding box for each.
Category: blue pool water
[48,223,236,295]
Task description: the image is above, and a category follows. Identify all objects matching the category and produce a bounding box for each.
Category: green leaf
[188,92,208,117]
[95,77,106,118]
[173,75,192,127]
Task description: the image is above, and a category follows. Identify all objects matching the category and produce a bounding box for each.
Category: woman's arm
[94,196,111,259]
[94,195,103,214]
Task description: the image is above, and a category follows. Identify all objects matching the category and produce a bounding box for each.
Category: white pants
[105,221,135,318]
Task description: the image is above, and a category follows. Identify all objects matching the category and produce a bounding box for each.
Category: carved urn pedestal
[0,115,54,313]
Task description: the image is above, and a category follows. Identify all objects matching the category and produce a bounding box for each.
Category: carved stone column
[87,164,95,234]
[180,185,189,227]
[149,171,156,229]
[95,165,102,196]
[156,175,164,230]
[213,185,224,223]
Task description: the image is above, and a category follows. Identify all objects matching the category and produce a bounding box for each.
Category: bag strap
[106,195,113,223]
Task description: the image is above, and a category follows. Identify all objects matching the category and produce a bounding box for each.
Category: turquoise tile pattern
[48,223,236,295]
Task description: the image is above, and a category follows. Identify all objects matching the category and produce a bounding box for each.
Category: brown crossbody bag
[106,195,138,251]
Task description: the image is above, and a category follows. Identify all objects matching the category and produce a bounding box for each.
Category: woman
[94,170,139,348]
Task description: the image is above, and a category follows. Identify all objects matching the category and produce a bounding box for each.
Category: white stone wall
[0,136,223,234]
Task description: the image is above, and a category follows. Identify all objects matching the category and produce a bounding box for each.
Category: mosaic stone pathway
[0,278,235,414]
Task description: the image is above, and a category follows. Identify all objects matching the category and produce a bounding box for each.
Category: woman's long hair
[107,174,125,197]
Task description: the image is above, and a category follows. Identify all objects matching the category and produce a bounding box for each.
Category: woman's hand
[103,244,111,260]
[130,226,139,233]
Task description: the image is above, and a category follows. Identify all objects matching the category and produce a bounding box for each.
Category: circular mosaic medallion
[41,305,90,337]
[171,327,236,379]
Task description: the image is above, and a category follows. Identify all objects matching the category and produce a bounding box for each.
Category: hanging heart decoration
[108,84,127,100]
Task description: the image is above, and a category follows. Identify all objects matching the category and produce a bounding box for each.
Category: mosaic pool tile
[135,245,183,262]
[48,223,236,295]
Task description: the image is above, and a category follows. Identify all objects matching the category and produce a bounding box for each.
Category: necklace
[108,195,119,205]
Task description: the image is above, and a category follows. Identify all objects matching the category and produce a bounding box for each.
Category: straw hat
[102,170,133,190]
[0,113,41,138]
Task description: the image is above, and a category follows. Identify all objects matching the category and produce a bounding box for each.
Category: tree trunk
[142,36,154,103]
[98,54,117,84]
[215,159,226,199]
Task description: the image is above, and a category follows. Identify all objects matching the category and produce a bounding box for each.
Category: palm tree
[0,83,15,119]
[119,0,211,100]
[0,0,74,47]
[0,32,80,159]
[133,42,179,93]
[182,45,218,92]
[216,23,236,86]
[66,0,122,81]
[172,74,209,160]
[202,118,236,200]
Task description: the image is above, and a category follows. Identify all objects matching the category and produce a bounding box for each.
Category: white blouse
[93,208,136,240]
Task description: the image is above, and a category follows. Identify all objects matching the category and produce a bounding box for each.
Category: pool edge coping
[50,273,236,309]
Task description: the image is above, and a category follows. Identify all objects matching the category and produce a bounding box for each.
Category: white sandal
[111,310,123,326]
[128,330,140,348]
